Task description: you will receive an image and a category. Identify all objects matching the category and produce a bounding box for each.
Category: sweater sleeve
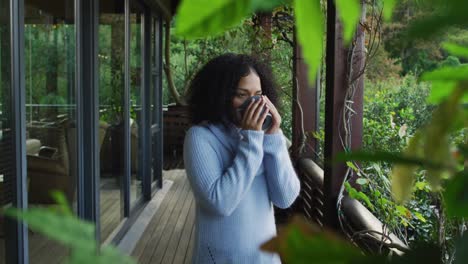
[183,127,264,217]
[263,131,301,208]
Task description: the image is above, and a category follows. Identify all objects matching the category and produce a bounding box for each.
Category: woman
[184,53,300,264]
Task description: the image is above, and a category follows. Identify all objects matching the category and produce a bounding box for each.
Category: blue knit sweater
[183,122,301,264]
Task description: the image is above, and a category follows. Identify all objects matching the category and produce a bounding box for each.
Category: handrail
[297,158,323,185]
[296,157,409,255]
[342,197,408,255]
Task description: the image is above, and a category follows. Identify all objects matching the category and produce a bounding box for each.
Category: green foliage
[342,56,467,260]
[175,0,367,84]
[262,216,368,264]
[437,56,461,69]
[166,14,295,138]
[362,76,433,152]
[365,45,402,82]
[345,182,374,211]
[175,0,249,38]
[175,0,285,39]
[39,93,66,105]
[405,1,468,41]
[2,192,136,264]
[17,1,468,264]
[336,74,457,246]
[24,24,76,121]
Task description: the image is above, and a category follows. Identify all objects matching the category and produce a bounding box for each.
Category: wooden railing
[296,158,325,227]
[295,158,409,255]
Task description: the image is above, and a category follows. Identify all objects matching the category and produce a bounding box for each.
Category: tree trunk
[44,25,59,121]
[163,20,185,106]
[252,12,273,63]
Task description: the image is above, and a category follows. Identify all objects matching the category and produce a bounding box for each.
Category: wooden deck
[0,169,194,264]
[132,169,195,264]
[100,180,123,242]
[0,182,127,264]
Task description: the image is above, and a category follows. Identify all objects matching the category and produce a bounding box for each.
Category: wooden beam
[292,39,320,161]
[323,0,365,230]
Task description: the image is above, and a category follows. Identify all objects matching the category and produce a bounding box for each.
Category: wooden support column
[323,0,365,230]
[291,38,320,161]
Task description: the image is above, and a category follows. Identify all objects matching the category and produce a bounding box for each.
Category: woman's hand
[262,96,281,134]
[240,96,269,131]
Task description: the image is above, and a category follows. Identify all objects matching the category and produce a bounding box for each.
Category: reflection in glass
[24,0,76,263]
[130,3,143,208]
[99,0,124,243]
[0,0,12,261]
[150,18,156,184]
[150,17,160,185]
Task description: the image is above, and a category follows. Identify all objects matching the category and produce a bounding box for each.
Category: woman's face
[231,71,262,124]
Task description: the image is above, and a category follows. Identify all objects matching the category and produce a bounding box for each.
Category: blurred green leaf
[427,81,458,104]
[389,243,441,264]
[335,0,361,43]
[4,207,95,251]
[459,144,468,157]
[406,15,456,40]
[405,1,468,40]
[251,0,285,11]
[392,164,418,204]
[262,215,366,264]
[175,0,252,39]
[421,66,468,82]
[4,202,136,264]
[443,170,468,217]
[382,0,397,21]
[50,191,73,216]
[455,233,468,264]
[443,42,468,59]
[391,131,423,203]
[426,81,468,105]
[335,150,449,170]
[294,0,323,84]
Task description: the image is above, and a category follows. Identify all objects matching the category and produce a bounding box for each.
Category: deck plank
[158,178,194,263]
[184,222,196,264]
[131,169,196,264]
[134,170,190,264]
[11,169,196,264]
[173,197,196,264]
[146,173,191,264]
[131,170,186,259]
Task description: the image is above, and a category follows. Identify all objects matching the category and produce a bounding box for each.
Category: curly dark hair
[187,53,278,125]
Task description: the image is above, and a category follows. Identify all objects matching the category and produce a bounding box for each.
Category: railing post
[323,0,365,231]
[291,32,320,162]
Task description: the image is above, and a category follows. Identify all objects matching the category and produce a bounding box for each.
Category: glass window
[130,2,144,208]
[150,17,162,186]
[24,0,76,262]
[0,0,13,261]
[99,0,125,243]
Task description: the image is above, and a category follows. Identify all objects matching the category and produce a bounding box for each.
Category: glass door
[0,0,13,261]
[98,0,125,243]
[24,0,77,262]
[129,2,144,208]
